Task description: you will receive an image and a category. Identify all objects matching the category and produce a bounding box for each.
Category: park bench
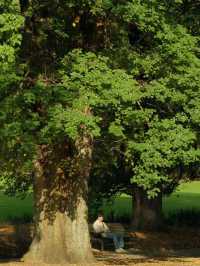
[89,223,132,251]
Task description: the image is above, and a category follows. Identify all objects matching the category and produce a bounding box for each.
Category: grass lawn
[0,181,199,222]
[102,181,200,219]
[0,194,33,223]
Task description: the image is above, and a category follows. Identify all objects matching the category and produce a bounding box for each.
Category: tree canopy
[0,0,200,263]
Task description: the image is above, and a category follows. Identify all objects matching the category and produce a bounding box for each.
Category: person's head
[97,212,104,222]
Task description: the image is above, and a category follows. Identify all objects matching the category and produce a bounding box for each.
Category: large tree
[0,1,94,262]
[0,1,140,262]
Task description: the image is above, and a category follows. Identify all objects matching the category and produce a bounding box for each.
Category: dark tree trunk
[23,134,94,264]
[131,186,163,230]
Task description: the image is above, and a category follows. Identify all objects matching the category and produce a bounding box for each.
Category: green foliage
[0,0,23,91]
[130,120,199,196]
[0,0,199,199]
[92,1,200,198]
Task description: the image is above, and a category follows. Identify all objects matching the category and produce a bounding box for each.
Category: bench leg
[100,240,104,251]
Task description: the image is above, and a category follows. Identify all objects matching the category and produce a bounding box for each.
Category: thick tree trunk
[132,186,163,230]
[23,134,94,264]
[24,200,93,264]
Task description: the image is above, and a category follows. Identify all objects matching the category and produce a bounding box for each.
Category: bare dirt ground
[93,249,200,266]
[1,255,200,266]
[0,224,200,265]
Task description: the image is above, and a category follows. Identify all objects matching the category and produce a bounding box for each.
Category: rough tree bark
[23,133,94,264]
[132,186,163,230]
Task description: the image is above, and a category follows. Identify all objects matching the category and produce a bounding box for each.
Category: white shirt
[93,219,110,234]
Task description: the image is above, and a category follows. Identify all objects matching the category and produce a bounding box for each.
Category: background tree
[86,0,200,229]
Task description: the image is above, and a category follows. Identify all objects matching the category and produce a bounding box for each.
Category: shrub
[164,209,200,227]
[7,213,33,224]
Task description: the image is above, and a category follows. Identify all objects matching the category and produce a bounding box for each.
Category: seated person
[93,213,127,253]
